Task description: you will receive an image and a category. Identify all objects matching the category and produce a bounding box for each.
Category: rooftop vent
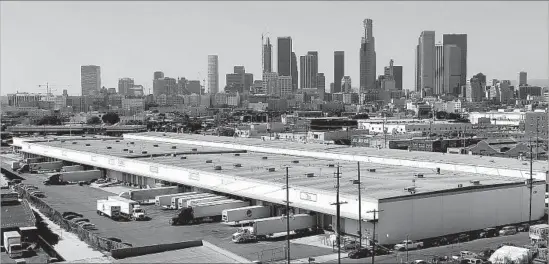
[130,142,135,145]
[171,154,177,157]
[115,140,120,143]
[153,144,159,147]
[206,160,213,163]
[123,148,128,151]
[328,164,335,168]
[163,133,166,136]
[234,153,240,156]
[436,168,441,174]
[267,168,275,172]
[171,146,176,149]
[192,148,197,152]
[262,157,268,160]
[470,180,481,186]
[72,142,77,145]
[142,151,147,154]
[292,160,299,164]
[404,186,417,194]
[234,163,242,168]
[107,146,112,149]
[129,150,134,153]
[305,173,315,178]
[415,174,424,178]
[85,144,91,146]
[214,166,222,171]
[368,169,376,173]
[180,156,187,160]
[458,184,464,188]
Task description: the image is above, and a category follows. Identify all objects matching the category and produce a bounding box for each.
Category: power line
[331,163,347,264]
[367,209,383,264]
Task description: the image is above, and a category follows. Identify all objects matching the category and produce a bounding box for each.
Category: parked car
[411,260,428,264]
[78,222,96,230]
[394,240,423,251]
[517,224,529,232]
[343,241,361,250]
[24,186,38,191]
[499,226,517,236]
[370,246,391,255]
[71,218,90,224]
[452,233,470,243]
[62,212,83,219]
[348,248,370,259]
[479,228,498,238]
[108,237,122,243]
[460,258,483,264]
[30,191,46,198]
[122,242,133,247]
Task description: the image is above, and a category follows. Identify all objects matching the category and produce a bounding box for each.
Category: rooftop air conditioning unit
[192,148,197,152]
[123,148,128,151]
[292,160,299,164]
[206,160,213,163]
[234,163,242,168]
[214,166,222,170]
[180,156,187,160]
[458,184,464,188]
[81,135,85,138]
[171,146,176,149]
[262,157,268,160]
[234,153,240,156]
[328,164,335,168]
[368,169,376,173]
[72,142,77,144]
[85,144,91,146]
[404,186,417,194]
[130,142,135,145]
[163,133,166,136]
[267,168,275,172]
[171,154,177,157]
[102,139,106,141]
[142,151,147,154]
[61,140,66,143]
[416,174,424,178]
[470,180,480,186]
[129,150,134,153]
[306,173,315,178]
[107,147,112,149]
[153,144,159,147]
[115,140,120,143]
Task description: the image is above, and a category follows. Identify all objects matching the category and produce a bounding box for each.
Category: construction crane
[37,83,71,96]
[197,72,206,95]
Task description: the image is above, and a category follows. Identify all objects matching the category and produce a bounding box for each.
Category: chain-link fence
[15,186,130,252]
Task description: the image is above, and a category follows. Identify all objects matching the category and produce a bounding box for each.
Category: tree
[102,112,120,125]
[86,116,101,125]
[37,115,62,125]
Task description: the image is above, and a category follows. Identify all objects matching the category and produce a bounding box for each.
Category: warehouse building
[12,133,547,245]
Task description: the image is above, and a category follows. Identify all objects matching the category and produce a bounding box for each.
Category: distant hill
[510,79,549,87]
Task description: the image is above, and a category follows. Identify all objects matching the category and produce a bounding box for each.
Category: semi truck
[119,186,182,202]
[61,165,84,172]
[96,200,122,220]
[170,193,217,210]
[232,214,317,243]
[19,161,63,173]
[222,205,271,223]
[10,161,20,170]
[107,196,147,221]
[3,231,23,258]
[171,199,249,225]
[183,195,228,208]
[43,170,102,185]
[156,192,198,207]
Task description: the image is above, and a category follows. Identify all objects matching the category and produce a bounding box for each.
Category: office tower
[263,37,272,73]
[277,37,292,77]
[334,51,345,93]
[466,76,484,102]
[359,19,376,91]
[226,66,253,94]
[434,43,445,95]
[442,34,467,88]
[300,51,319,89]
[154,71,164,80]
[392,66,403,90]
[207,55,219,94]
[341,76,352,93]
[329,83,335,94]
[418,31,436,96]
[118,78,134,96]
[81,65,101,96]
[263,72,279,96]
[187,80,201,94]
[291,52,298,91]
[316,73,326,95]
[415,44,420,92]
[517,71,527,86]
[153,77,177,96]
[443,44,462,94]
[278,76,293,96]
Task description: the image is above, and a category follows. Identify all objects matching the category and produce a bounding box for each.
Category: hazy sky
[1,1,548,95]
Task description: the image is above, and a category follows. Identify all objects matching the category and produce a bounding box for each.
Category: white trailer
[10,161,20,170]
[60,170,102,183]
[170,193,216,210]
[96,200,121,220]
[156,192,198,207]
[222,205,271,223]
[29,161,63,172]
[61,165,84,172]
[119,186,181,202]
[183,195,228,208]
[232,214,317,243]
[3,231,23,258]
[171,199,249,225]
[107,196,147,220]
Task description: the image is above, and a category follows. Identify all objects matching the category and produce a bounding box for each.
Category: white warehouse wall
[376,184,546,244]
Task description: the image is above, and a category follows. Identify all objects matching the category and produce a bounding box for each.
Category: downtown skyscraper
[442,34,467,89]
[277,37,292,77]
[263,37,272,73]
[300,51,318,89]
[416,31,436,96]
[208,55,219,94]
[333,51,345,93]
[359,19,376,91]
[81,65,101,96]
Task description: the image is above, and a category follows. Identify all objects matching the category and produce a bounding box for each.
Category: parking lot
[20,173,333,262]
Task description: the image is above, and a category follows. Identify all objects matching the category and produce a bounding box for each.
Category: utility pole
[529,140,533,225]
[367,209,383,264]
[284,166,291,264]
[331,164,347,264]
[356,162,362,248]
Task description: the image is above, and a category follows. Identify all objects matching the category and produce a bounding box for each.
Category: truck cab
[3,231,23,258]
[132,206,146,220]
[232,227,256,243]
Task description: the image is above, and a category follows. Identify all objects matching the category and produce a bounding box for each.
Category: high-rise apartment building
[208,55,219,94]
[434,43,445,95]
[334,51,345,93]
[299,51,319,89]
[418,31,436,96]
[278,76,293,97]
[263,72,279,96]
[466,77,484,102]
[341,76,352,93]
[359,19,376,91]
[277,37,292,77]
[517,71,528,86]
[316,73,326,95]
[263,37,272,73]
[442,34,467,88]
[118,78,135,96]
[443,44,462,94]
[154,71,164,80]
[81,65,101,96]
[291,52,298,91]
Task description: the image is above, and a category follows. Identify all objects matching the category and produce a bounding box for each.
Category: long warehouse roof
[125,132,548,179]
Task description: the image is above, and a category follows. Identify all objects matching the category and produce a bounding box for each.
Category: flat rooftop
[1,199,36,229]
[131,132,549,173]
[33,137,532,200]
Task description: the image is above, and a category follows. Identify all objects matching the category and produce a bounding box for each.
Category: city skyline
[1,1,548,95]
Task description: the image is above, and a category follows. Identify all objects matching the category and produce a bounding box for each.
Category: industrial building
[12,132,547,245]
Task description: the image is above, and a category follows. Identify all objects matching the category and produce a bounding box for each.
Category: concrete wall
[376,183,546,244]
[111,240,203,259]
